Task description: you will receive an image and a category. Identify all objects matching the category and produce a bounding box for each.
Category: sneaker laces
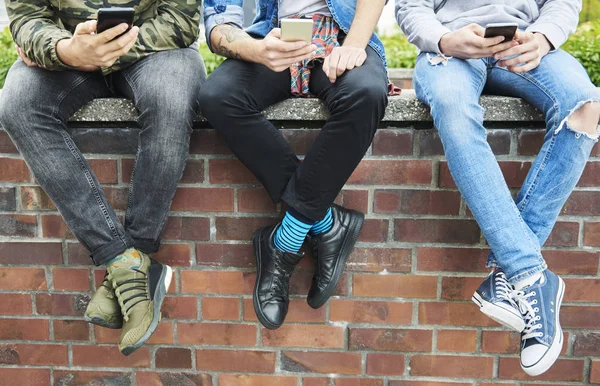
[513,289,543,341]
[108,269,150,322]
[268,254,295,303]
[494,270,518,308]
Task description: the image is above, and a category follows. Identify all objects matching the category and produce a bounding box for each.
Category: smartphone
[97,7,135,37]
[281,19,313,44]
[484,23,518,41]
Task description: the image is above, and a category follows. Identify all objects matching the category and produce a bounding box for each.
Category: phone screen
[97,7,135,36]
[484,23,518,41]
[281,19,313,44]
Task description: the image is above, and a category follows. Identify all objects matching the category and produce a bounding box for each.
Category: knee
[567,101,600,137]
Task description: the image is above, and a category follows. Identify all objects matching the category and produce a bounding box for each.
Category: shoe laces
[100,272,112,291]
[494,270,518,308]
[268,254,294,302]
[513,289,543,341]
[108,268,150,322]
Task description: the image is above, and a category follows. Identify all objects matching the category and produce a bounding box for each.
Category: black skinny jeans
[199,46,388,221]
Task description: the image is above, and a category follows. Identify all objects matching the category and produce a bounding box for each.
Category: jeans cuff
[89,235,135,266]
[486,252,498,269]
[507,263,548,285]
[132,237,161,255]
[281,191,323,223]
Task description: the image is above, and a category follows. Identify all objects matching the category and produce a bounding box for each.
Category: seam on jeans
[60,131,125,247]
[125,142,141,225]
[508,262,548,285]
[51,73,94,119]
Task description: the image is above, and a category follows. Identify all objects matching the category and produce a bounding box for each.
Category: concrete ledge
[69,89,544,124]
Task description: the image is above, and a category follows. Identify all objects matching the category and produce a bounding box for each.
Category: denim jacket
[203,0,387,66]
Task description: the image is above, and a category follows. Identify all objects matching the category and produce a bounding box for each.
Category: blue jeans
[0,48,206,265]
[414,49,600,284]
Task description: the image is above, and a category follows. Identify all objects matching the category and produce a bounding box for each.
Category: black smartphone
[97,7,135,37]
[484,23,518,41]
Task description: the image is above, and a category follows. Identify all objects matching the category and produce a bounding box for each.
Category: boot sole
[84,315,122,329]
[521,277,565,376]
[120,265,173,356]
[308,212,364,309]
[252,228,282,330]
[472,291,525,332]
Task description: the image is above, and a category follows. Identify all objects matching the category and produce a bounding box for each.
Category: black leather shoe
[307,205,364,309]
[252,225,304,329]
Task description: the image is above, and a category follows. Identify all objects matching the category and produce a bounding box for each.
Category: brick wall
[0,118,599,385]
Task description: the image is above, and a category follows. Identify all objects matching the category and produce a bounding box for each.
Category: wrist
[56,38,78,67]
[534,33,552,54]
[438,32,452,55]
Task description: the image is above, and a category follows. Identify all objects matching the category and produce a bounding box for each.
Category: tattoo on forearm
[214,25,250,60]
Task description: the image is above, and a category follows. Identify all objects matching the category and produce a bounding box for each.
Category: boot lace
[513,289,543,341]
[108,269,149,322]
[268,255,294,303]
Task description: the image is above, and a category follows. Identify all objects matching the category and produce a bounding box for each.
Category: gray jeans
[0,47,206,265]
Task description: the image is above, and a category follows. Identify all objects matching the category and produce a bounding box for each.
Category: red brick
[563,278,600,302]
[410,355,494,378]
[20,186,56,210]
[163,217,210,241]
[218,375,298,386]
[122,158,205,184]
[284,271,348,297]
[0,158,30,182]
[216,217,274,240]
[374,189,461,215]
[347,248,412,272]
[563,191,600,215]
[584,222,600,246]
[0,131,17,153]
[72,345,150,367]
[52,268,90,291]
[171,188,234,212]
[390,382,470,386]
[562,306,600,328]
[441,276,484,301]
[136,372,212,386]
[67,242,94,265]
[334,190,369,213]
[181,270,244,294]
[591,361,600,384]
[262,325,344,348]
[281,351,362,374]
[36,293,88,316]
[177,322,257,346]
[579,161,600,186]
[0,343,67,366]
[481,331,521,354]
[0,318,49,340]
[54,371,131,386]
[518,130,544,156]
[349,160,432,185]
[573,332,600,356]
[209,159,258,184]
[94,322,173,345]
[0,187,16,211]
[0,294,32,315]
[437,329,477,352]
[244,299,326,323]
[0,369,50,386]
[103,187,128,210]
[238,188,277,213]
[156,347,192,369]
[153,243,191,267]
[395,219,480,244]
[53,320,90,341]
[498,357,584,382]
[88,159,118,184]
[545,221,580,247]
[41,214,72,239]
[372,129,414,156]
[330,300,412,324]
[419,302,498,327]
[417,247,489,273]
[440,161,531,188]
[197,349,276,373]
[349,328,432,352]
[282,130,319,154]
[353,275,437,298]
[190,130,231,154]
[197,244,254,268]
[367,353,405,376]
[162,296,198,319]
[545,250,599,275]
[358,219,389,242]
[202,297,240,320]
[335,380,384,386]
[0,214,36,237]
[0,268,47,290]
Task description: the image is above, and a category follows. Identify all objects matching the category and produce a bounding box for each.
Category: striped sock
[274,210,314,253]
[310,207,333,235]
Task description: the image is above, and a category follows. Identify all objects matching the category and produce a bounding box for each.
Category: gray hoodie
[395,0,581,54]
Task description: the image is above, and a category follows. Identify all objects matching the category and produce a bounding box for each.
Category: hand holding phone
[257,28,316,72]
[484,23,518,41]
[439,23,518,59]
[97,8,135,38]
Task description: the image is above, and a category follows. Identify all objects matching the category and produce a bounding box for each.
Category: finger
[478,35,505,48]
[328,51,341,82]
[98,23,130,43]
[271,39,311,53]
[355,52,367,67]
[470,24,486,37]
[509,59,539,73]
[272,51,316,69]
[276,44,316,60]
[337,53,350,76]
[345,52,359,70]
[75,20,97,35]
[99,26,139,56]
[498,51,538,67]
[269,28,282,38]
[494,41,533,60]
[478,39,518,57]
[323,56,330,77]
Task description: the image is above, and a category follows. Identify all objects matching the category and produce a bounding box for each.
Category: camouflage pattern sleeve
[5,0,74,71]
[112,0,202,73]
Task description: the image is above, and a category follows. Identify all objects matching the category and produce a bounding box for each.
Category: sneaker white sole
[521,277,565,377]
[472,291,525,332]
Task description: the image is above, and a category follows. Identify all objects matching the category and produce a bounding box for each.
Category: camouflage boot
[107,249,173,356]
[84,273,123,329]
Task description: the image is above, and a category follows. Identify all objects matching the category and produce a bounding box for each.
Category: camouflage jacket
[5,0,201,74]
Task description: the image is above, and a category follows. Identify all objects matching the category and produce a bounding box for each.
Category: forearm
[344,0,385,48]
[209,24,262,62]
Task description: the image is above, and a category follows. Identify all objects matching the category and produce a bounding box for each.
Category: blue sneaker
[514,270,565,376]
[472,269,525,332]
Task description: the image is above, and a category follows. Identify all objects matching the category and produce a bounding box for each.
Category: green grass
[0,28,17,88]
